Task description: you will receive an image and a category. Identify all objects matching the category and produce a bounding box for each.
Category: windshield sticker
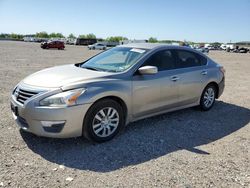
[130,48,145,53]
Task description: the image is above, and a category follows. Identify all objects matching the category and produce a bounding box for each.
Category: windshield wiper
[82,66,101,71]
[82,66,117,73]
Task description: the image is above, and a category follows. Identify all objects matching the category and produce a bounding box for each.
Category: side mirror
[138,66,158,75]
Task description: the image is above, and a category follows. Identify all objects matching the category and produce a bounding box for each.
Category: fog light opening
[41,120,66,127]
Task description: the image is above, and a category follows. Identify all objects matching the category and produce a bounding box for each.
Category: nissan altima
[11,43,225,142]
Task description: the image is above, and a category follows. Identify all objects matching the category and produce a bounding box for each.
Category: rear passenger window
[176,50,204,68]
[143,50,176,71]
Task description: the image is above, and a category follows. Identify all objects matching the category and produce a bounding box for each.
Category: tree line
[0,32,222,45]
[0,32,129,42]
[0,33,167,43]
[0,33,25,40]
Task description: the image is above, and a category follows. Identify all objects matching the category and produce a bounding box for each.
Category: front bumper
[11,96,92,138]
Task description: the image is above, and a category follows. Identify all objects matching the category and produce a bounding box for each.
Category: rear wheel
[83,99,125,142]
[199,84,217,111]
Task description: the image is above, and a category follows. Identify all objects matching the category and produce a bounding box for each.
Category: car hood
[22,64,112,88]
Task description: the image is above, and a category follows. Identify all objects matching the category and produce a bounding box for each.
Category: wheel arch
[204,81,219,98]
[94,96,128,118]
[83,95,128,125]
[82,95,128,139]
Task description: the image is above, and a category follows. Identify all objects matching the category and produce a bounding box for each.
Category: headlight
[39,88,86,107]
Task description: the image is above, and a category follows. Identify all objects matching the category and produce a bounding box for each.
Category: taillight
[219,66,225,75]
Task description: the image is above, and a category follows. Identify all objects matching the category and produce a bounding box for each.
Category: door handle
[201,71,208,75]
[171,76,179,81]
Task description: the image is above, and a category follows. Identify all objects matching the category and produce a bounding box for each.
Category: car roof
[118,43,166,49]
[118,43,191,50]
[117,43,208,57]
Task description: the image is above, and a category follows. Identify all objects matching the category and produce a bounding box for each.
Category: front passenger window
[143,50,176,71]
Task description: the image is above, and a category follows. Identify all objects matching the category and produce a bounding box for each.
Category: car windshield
[81,47,147,72]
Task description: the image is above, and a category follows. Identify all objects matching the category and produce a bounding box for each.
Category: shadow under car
[20,101,250,172]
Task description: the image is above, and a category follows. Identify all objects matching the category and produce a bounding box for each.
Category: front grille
[14,87,39,104]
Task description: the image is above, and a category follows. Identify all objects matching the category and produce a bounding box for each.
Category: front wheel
[199,85,217,111]
[83,99,125,142]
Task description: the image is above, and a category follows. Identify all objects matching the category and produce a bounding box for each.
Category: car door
[173,49,208,106]
[132,49,179,118]
[50,41,55,48]
[55,41,59,48]
[48,42,52,48]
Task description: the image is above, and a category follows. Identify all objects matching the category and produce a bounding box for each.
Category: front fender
[76,80,132,118]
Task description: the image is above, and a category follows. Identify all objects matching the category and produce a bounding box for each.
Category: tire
[83,99,125,142]
[199,84,217,111]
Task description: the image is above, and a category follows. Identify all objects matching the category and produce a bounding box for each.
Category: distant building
[235,41,250,49]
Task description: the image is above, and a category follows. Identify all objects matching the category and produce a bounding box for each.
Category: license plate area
[11,102,19,116]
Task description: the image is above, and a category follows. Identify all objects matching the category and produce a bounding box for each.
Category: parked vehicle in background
[221,44,235,51]
[105,41,120,47]
[206,45,220,50]
[11,43,225,142]
[205,44,213,49]
[180,42,191,48]
[36,38,48,43]
[23,37,35,42]
[212,46,221,50]
[66,38,76,45]
[227,44,235,52]
[41,41,65,50]
[195,47,209,53]
[238,48,249,53]
[75,38,97,45]
[235,41,250,51]
[88,43,107,50]
[220,44,227,50]
[232,46,249,53]
[120,39,148,45]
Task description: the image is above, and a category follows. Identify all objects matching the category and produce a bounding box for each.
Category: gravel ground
[0,41,249,188]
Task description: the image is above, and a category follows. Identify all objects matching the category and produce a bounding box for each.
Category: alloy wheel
[203,87,215,108]
[92,107,119,137]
